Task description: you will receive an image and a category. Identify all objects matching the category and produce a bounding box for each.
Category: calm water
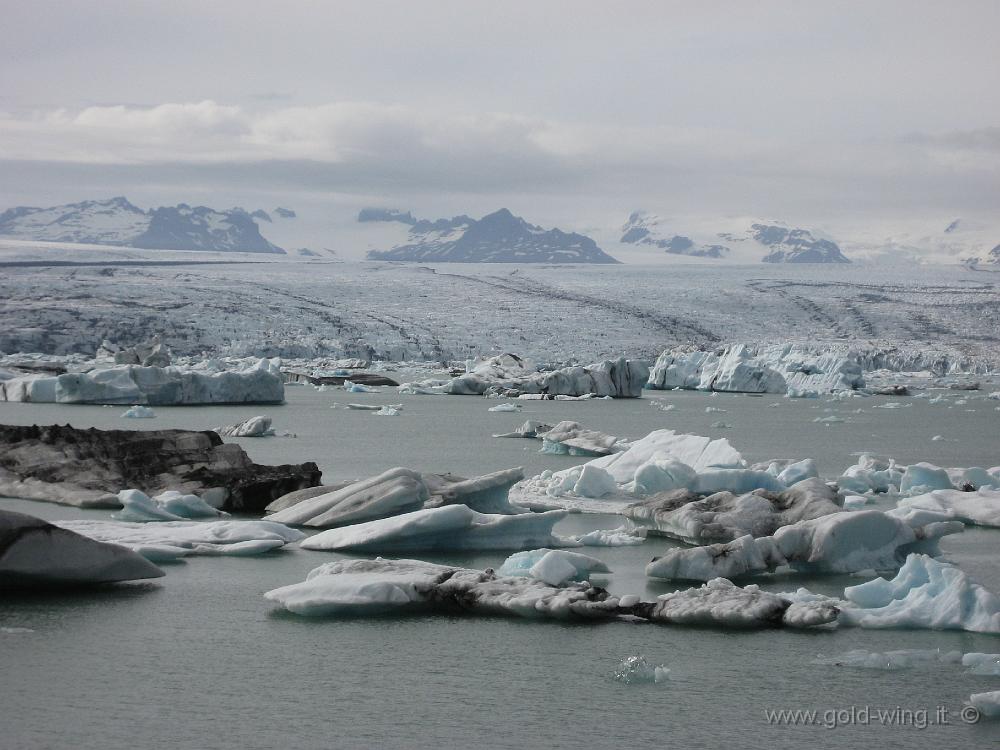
[2,383,999,749]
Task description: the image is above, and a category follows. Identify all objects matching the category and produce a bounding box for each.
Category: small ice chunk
[121,405,155,419]
[613,655,670,685]
[488,402,521,413]
[968,691,1000,718]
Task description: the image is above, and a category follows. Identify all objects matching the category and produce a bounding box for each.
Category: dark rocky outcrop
[0,424,321,512]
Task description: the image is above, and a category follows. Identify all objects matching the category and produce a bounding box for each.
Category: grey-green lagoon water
[2,383,999,749]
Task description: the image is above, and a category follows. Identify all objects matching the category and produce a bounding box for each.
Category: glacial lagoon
[2,383,998,749]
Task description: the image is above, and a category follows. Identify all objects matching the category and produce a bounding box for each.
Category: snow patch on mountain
[363,208,619,264]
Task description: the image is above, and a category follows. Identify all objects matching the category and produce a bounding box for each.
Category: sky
[1,0,999,239]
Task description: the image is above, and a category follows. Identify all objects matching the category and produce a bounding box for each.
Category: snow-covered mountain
[0,197,284,253]
[751,224,850,263]
[616,211,849,263]
[364,208,619,263]
[620,211,729,258]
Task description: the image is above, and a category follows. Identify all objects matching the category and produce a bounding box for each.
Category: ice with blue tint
[121,405,156,419]
[840,554,1000,633]
[55,518,305,562]
[613,655,670,685]
[646,510,962,582]
[112,489,229,522]
[301,504,568,553]
[497,548,610,585]
[895,488,1000,527]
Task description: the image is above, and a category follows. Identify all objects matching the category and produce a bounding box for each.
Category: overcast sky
[2,0,998,229]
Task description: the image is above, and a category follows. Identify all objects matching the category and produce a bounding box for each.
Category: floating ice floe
[267,467,527,527]
[263,557,837,628]
[54,518,305,562]
[497,548,611,585]
[646,343,864,397]
[567,525,646,546]
[398,354,648,398]
[121,405,156,419]
[613,655,670,685]
[895,488,1000,527]
[772,554,1000,633]
[963,653,1000,676]
[625,477,841,544]
[813,648,963,670]
[300,505,567,553]
[1,509,164,585]
[969,691,1000,719]
[213,415,275,437]
[374,406,401,416]
[0,358,284,405]
[267,467,430,527]
[836,454,1000,497]
[111,489,230,522]
[645,510,962,581]
[488,402,521,413]
[513,430,797,511]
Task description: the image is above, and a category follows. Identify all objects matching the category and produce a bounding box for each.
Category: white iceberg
[646,509,962,581]
[1,509,164,585]
[55,518,305,562]
[112,489,229,522]
[0,358,284,405]
[213,415,275,437]
[839,554,1000,633]
[266,467,429,528]
[121,405,156,419]
[895,488,1000,527]
[300,505,568,553]
[647,343,864,396]
[514,430,790,510]
[399,354,648,399]
[497,548,611,585]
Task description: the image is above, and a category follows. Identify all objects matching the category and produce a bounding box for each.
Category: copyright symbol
[961,706,981,724]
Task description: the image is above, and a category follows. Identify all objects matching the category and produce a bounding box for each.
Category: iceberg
[969,691,1000,719]
[646,510,962,581]
[121,405,156,419]
[112,489,229,522]
[647,343,864,396]
[264,557,622,620]
[626,478,842,544]
[497,548,611,585]
[514,429,793,509]
[300,505,568,553]
[0,358,284,405]
[963,653,1000,676]
[613,655,671,685]
[266,467,430,528]
[264,558,836,629]
[634,577,840,629]
[493,420,553,439]
[55,518,305,563]
[266,466,527,528]
[538,421,621,456]
[213,415,275,437]
[895,488,1000,527]
[399,354,649,399]
[1,509,164,585]
[839,554,1000,633]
